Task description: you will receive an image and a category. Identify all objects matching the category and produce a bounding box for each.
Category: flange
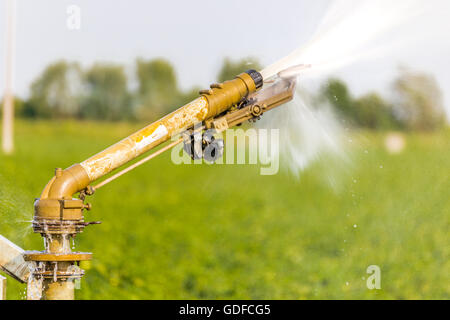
[23,251,92,262]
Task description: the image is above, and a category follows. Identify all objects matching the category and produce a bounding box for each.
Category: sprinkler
[1,66,303,299]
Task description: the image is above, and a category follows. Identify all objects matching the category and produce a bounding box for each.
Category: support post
[2,0,16,154]
[0,275,6,300]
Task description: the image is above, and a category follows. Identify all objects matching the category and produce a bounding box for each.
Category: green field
[1,120,449,300]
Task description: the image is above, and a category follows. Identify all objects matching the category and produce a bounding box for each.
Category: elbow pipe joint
[47,164,90,200]
[34,164,90,223]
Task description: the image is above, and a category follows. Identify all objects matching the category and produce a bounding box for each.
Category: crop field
[1,120,449,299]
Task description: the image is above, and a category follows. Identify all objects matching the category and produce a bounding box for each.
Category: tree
[322,78,399,130]
[321,78,355,124]
[1,96,25,117]
[80,63,132,121]
[217,57,262,83]
[136,58,181,120]
[353,93,399,129]
[27,61,82,118]
[392,68,446,131]
[179,87,202,106]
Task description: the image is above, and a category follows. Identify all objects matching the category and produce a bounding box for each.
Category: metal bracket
[0,235,31,283]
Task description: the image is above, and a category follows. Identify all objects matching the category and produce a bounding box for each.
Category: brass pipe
[46,165,90,200]
[42,279,75,300]
[0,275,5,300]
[40,71,261,200]
[79,71,258,184]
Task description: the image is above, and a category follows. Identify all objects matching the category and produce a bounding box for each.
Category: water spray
[0,66,304,300]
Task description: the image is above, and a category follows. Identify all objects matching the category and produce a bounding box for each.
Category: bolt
[251,105,262,117]
[85,186,95,196]
[55,168,63,178]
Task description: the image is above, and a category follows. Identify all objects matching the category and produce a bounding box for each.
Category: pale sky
[1,0,450,118]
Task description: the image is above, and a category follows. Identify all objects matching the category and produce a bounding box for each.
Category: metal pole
[2,0,16,154]
[0,275,6,300]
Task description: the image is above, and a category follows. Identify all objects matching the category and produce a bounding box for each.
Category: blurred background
[0,0,449,299]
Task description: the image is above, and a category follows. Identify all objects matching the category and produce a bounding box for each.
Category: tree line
[321,68,447,131]
[4,57,448,131]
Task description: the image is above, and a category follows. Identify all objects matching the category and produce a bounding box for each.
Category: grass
[1,120,449,300]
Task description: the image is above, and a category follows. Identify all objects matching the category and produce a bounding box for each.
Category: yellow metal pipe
[80,71,258,183]
[42,279,75,300]
[41,71,261,200]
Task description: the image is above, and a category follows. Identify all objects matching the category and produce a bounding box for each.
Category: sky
[1,0,450,118]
